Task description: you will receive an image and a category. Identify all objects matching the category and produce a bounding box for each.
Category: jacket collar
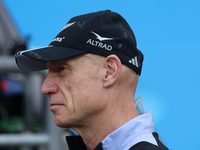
[66,136,103,150]
[101,112,155,150]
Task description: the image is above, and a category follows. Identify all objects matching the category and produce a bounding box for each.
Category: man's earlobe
[103,55,121,88]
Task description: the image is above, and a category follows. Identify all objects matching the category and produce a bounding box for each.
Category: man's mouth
[50,104,63,111]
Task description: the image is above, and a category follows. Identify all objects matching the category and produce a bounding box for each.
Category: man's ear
[103,55,121,88]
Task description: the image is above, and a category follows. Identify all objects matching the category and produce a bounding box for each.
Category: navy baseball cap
[15,10,144,75]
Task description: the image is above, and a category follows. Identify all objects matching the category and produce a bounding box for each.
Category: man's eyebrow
[47,60,74,69]
[46,61,63,68]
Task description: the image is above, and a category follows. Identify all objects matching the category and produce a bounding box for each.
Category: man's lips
[50,104,64,111]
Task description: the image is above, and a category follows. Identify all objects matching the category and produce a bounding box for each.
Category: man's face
[41,54,106,128]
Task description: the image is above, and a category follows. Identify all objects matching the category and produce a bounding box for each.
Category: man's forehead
[46,53,105,68]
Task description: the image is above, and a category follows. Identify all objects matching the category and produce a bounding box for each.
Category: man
[15,10,168,150]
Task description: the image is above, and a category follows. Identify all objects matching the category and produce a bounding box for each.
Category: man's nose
[41,73,58,95]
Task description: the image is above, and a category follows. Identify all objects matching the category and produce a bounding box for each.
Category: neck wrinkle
[72,99,138,150]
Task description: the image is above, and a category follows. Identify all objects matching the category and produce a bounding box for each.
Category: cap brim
[15,46,87,71]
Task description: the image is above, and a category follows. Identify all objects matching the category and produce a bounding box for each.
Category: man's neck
[72,101,138,150]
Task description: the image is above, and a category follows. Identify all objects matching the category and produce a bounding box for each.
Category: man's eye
[59,67,66,71]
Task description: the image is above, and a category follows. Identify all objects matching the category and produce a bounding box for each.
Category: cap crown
[50,10,143,75]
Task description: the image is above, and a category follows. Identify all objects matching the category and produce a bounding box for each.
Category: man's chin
[54,118,72,128]
[54,117,65,127]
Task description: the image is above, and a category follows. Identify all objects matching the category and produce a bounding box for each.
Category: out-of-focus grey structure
[0,0,26,56]
[0,1,73,149]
